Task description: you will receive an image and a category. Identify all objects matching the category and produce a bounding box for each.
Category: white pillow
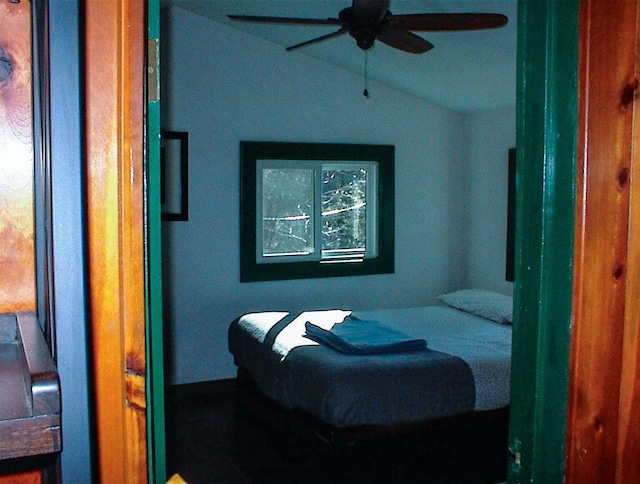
[438,289,513,324]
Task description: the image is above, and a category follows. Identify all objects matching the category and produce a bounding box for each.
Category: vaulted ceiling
[165,1,517,113]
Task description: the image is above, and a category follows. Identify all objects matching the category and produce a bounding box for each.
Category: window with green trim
[240,141,394,282]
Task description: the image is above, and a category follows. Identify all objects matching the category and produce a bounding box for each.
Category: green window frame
[240,141,394,282]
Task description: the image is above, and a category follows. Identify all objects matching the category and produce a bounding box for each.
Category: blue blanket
[305,316,427,355]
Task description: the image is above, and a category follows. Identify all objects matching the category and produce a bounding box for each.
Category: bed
[228,289,513,480]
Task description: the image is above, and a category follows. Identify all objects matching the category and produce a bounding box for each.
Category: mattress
[228,305,512,428]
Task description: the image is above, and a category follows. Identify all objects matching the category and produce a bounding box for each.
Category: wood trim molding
[567,0,640,480]
[84,0,147,481]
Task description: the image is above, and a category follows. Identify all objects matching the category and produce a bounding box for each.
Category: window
[240,141,394,282]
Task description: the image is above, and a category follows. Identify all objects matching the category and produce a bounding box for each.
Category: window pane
[262,168,314,256]
[322,168,367,254]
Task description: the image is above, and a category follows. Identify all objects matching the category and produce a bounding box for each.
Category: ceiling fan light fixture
[350,27,378,50]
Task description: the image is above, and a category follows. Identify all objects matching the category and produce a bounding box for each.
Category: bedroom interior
[160,0,517,481]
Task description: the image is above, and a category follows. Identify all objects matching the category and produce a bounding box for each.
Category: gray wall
[161,7,514,384]
[48,1,94,481]
[463,107,516,296]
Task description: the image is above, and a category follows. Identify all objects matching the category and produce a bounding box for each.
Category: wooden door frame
[566,0,640,481]
[84,0,148,481]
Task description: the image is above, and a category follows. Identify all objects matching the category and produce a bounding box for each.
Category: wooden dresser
[0,313,60,469]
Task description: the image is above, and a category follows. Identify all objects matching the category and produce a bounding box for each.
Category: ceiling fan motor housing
[339,6,387,50]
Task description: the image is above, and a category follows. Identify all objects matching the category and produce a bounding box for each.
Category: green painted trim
[239,141,395,282]
[508,0,579,482]
[146,0,167,482]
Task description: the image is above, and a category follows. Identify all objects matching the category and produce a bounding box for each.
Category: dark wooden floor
[166,379,249,483]
[165,379,508,484]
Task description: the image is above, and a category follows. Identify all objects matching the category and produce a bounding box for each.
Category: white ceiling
[165,0,518,113]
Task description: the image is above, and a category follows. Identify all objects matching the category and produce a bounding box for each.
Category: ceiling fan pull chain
[363,49,370,98]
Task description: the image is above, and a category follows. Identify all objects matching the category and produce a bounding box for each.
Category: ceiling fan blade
[228,14,343,26]
[377,28,434,54]
[285,28,349,52]
[388,13,508,32]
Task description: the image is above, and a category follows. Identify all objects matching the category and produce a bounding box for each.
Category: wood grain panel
[0,0,35,312]
[616,7,640,475]
[84,0,147,481]
[567,0,638,481]
[0,2,43,482]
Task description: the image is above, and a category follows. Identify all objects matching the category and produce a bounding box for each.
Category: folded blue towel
[305,316,427,355]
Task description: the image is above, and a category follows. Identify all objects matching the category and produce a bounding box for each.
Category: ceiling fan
[228,0,508,54]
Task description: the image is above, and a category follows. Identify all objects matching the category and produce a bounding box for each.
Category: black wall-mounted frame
[506,147,516,282]
[240,141,395,282]
[161,131,189,221]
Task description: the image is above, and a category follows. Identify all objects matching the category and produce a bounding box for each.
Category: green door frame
[508,0,579,481]
[146,0,166,481]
